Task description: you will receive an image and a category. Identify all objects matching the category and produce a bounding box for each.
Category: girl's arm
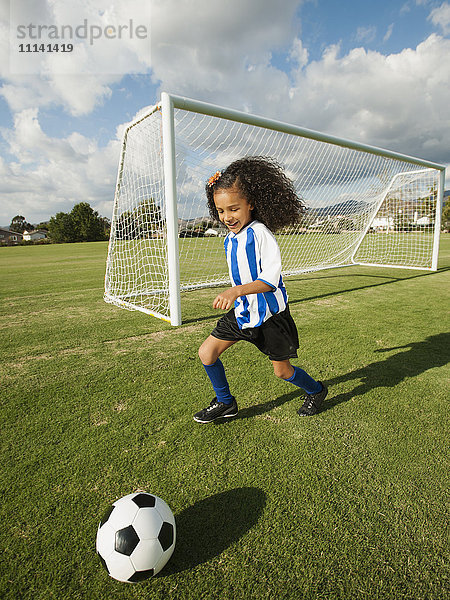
[213,280,272,311]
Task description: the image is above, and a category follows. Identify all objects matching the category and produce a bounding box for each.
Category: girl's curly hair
[205,156,305,232]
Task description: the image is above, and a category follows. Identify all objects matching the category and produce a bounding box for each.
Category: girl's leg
[198,335,237,366]
[199,336,237,404]
[272,359,322,394]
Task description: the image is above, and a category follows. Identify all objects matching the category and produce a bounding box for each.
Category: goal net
[105,94,444,325]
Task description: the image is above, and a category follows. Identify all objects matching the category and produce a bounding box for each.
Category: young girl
[193,156,328,423]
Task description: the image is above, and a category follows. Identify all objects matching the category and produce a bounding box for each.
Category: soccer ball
[96,492,176,582]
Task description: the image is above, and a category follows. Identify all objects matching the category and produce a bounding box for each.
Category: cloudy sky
[1,0,449,225]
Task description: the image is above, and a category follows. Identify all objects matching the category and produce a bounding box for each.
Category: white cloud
[287,34,450,165]
[400,2,411,15]
[1,0,298,116]
[146,0,449,168]
[0,108,123,223]
[289,38,309,69]
[383,23,394,42]
[355,26,377,43]
[428,2,450,34]
[1,0,151,116]
[148,0,300,106]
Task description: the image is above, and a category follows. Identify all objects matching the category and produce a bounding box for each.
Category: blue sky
[0,0,449,224]
[299,0,437,59]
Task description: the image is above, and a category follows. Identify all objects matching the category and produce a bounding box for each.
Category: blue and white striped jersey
[224,220,288,329]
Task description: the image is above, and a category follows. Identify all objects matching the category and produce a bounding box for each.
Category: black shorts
[211,305,299,361]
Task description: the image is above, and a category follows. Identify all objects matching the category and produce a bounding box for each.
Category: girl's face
[213,183,254,234]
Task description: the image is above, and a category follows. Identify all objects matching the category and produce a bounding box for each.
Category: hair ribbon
[207,170,222,187]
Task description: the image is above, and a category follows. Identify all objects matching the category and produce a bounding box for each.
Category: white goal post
[104,92,445,326]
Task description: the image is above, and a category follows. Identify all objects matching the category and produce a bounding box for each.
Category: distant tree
[336,217,355,231]
[100,216,110,238]
[115,210,133,240]
[416,186,437,219]
[442,198,450,231]
[115,199,161,240]
[70,202,106,242]
[48,212,77,243]
[10,215,32,233]
[133,198,162,237]
[48,202,108,243]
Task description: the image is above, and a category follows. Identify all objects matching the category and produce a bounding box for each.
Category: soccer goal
[104,92,445,326]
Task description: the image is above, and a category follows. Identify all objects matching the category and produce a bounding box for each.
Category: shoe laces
[301,396,315,411]
[205,399,220,412]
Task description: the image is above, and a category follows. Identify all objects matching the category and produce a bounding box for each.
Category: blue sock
[202,359,234,404]
[284,366,322,395]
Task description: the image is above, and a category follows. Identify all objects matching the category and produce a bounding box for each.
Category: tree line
[9,202,110,243]
[9,195,450,243]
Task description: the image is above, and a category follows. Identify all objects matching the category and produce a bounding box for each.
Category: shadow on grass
[183,267,449,325]
[162,487,266,575]
[322,332,450,411]
[233,390,300,420]
[207,333,449,419]
[288,266,450,307]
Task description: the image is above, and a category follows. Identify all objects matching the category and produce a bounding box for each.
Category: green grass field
[1,238,449,599]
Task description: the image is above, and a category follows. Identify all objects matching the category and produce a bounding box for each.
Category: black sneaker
[193,397,238,423]
[297,382,328,416]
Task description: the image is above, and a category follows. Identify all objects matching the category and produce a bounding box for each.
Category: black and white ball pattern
[96,492,176,582]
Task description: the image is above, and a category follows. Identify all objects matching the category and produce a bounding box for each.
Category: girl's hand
[213,288,239,310]
[212,281,272,311]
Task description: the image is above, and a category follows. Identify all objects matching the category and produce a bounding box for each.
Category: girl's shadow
[214,333,449,419]
[233,390,300,420]
[323,332,450,410]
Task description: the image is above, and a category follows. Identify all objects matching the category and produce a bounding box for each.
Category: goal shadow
[287,265,450,307]
[161,487,266,575]
[320,332,450,412]
[183,266,449,325]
